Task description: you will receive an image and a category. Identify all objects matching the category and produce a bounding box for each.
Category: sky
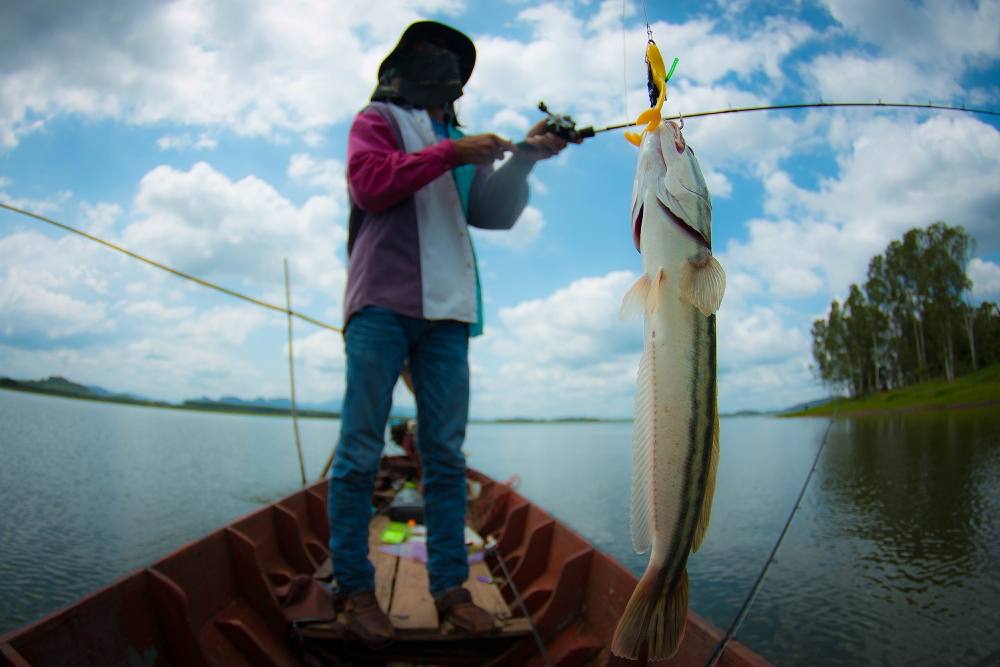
[1,0,999,419]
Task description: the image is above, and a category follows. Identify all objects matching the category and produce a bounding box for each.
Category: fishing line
[488,543,554,667]
[0,201,343,334]
[622,0,629,121]
[700,404,841,667]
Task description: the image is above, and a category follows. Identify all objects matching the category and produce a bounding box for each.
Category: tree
[810,222,989,395]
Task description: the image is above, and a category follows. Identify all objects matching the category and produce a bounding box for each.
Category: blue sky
[2,0,999,418]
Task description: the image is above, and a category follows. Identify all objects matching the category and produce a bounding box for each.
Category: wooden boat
[0,455,771,666]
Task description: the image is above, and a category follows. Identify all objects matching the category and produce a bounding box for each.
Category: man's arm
[467,119,570,230]
[349,111,520,214]
[347,111,458,213]
[466,157,533,230]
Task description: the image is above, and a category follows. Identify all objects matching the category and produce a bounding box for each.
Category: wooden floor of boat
[300,515,530,642]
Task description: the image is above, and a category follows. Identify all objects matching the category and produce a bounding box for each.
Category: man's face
[394,40,464,106]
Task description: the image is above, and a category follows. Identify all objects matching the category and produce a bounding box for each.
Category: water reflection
[738,409,1000,667]
[820,413,998,589]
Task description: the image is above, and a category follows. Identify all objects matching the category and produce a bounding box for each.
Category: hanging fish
[612,113,726,659]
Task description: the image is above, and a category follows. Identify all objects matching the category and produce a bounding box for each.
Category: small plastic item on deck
[389,480,425,523]
[464,525,484,553]
[380,521,410,545]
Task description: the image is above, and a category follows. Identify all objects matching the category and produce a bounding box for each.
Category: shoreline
[785,398,1000,419]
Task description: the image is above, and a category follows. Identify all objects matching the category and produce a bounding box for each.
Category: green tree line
[812,222,1000,397]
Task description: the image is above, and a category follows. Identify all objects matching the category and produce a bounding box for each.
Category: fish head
[657,122,713,248]
[631,123,714,252]
[630,128,666,251]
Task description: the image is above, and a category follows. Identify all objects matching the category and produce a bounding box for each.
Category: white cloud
[465,6,814,132]
[0,231,116,339]
[820,0,1000,67]
[288,327,347,400]
[0,186,73,216]
[122,161,347,299]
[969,258,1000,302]
[156,133,218,151]
[805,114,1000,250]
[489,108,530,135]
[528,175,549,196]
[123,300,194,321]
[0,0,464,147]
[0,161,351,402]
[801,53,961,102]
[0,271,113,339]
[473,205,545,250]
[469,269,821,416]
[288,153,345,192]
[80,201,122,236]
[723,114,1000,306]
[471,270,642,418]
[669,83,825,176]
[719,354,820,412]
[718,304,810,374]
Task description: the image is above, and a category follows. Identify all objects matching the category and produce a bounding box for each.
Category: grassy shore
[785,363,1000,417]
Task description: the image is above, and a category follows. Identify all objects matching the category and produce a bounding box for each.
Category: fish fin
[620,270,665,320]
[680,252,726,316]
[646,267,666,315]
[692,406,720,552]
[629,342,655,554]
[620,275,651,321]
[611,568,689,660]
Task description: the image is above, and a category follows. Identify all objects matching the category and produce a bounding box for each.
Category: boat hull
[1,458,771,667]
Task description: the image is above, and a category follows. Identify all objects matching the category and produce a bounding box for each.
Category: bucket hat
[378,21,476,84]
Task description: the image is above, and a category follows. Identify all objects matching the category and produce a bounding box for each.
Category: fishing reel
[536,102,595,142]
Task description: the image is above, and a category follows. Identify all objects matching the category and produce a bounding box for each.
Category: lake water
[1,390,998,666]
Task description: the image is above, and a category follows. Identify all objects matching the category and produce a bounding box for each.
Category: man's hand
[515,118,576,162]
[453,134,517,165]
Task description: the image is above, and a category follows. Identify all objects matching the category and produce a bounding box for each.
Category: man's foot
[343,591,394,648]
[434,586,496,635]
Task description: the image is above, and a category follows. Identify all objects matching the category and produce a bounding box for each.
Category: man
[329,20,569,646]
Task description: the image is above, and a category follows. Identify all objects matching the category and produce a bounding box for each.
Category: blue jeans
[328,306,470,599]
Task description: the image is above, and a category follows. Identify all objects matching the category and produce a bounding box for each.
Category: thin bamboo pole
[318,444,336,482]
[284,258,307,487]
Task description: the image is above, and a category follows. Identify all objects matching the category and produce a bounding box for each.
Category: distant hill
[720,409,774,417]
[0,376,164,406]
[0,375,345,418]
[778,397,834,415]
[3,375,830,421]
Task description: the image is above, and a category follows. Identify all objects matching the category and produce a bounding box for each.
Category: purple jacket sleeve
[347,111,460,213]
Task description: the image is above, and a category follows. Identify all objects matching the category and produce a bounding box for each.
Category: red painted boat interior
[1,462,771,667]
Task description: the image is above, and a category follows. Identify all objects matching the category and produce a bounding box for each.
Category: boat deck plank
[368,515,397,612]
[468,561,512,620]
[388,554,438,629]
[367,513,514,633]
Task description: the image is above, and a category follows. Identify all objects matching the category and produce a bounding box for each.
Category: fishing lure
[625,41,679,146]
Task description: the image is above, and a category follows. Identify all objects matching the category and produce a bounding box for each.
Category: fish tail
[611,566,689,660]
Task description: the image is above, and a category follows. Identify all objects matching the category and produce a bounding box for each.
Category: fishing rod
[526,99,1000,145]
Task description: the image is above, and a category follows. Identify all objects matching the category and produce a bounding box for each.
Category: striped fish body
[612,121,725,660]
